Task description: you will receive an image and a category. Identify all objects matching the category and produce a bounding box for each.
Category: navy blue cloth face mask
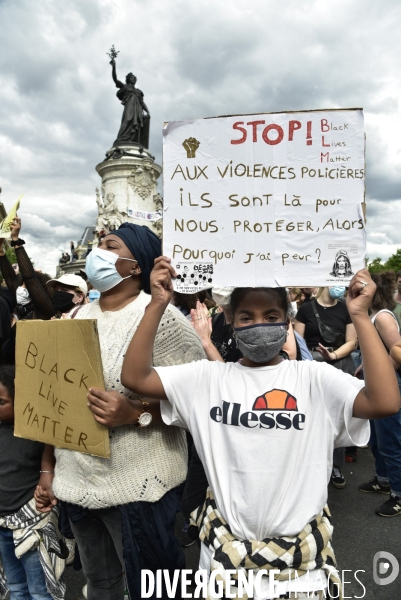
[233,322,288,363]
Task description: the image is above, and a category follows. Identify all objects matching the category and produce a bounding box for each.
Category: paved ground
[64,447,400,599]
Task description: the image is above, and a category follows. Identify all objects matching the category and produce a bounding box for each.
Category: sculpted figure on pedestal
[102,193,123,231]
[95,188,107,232]
[109,47,150,148]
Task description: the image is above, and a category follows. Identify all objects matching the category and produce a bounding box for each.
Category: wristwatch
[136,399,152,427]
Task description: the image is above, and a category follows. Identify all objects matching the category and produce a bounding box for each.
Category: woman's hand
[190,301,212,343]
[150,256,176,309]
[315,343,337,361]
[87,388,139,427]
[10,217,21,241]
[346,269,376,319]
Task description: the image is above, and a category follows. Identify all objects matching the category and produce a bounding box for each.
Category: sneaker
[82,585,87,599]
[359,476,391,495]
[375,494,401,517]
[331,467,346,489]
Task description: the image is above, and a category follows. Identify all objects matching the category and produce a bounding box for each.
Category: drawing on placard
[329,250,354,278]
[182,137,200,158]
[175,262,213,293]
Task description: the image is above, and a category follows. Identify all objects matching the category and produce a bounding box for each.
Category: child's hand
[346,269,376,318]
[150,256,176,309]
[34,473,57,513]
[34,486,52,512]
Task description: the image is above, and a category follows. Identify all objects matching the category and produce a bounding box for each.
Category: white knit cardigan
[53,291,205,508]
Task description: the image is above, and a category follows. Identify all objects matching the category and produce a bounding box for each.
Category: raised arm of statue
[110,59,124,89]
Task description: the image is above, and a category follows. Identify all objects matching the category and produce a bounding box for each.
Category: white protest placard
[162,109,366,288]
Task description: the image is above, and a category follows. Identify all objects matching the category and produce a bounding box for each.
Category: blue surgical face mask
[85,247,138,293]
[234,322,287,363]
[329,286,346,299]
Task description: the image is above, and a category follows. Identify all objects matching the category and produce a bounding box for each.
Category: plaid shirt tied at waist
[190,487,342,599]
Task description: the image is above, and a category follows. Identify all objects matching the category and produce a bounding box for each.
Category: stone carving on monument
[94,46,163,239]
[127,163,157,199]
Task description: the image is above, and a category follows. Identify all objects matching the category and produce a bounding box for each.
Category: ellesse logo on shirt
[254,389,298,411]
[210,389,305,430]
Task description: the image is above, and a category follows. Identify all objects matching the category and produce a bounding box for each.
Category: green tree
[0,246,17,284]
[367,256,386,273]
[385,249,401,274]
[5,246,17,265]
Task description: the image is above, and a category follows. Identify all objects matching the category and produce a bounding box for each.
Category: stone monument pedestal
[95,144,163,238]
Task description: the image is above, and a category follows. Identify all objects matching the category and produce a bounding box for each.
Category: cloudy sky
[0,0,400,275]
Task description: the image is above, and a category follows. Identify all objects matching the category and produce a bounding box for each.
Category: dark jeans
[68,486,185,600]
[69,508,124,600]
[370,410,401,498]
[369,373,401,497]
[0,526,52,600]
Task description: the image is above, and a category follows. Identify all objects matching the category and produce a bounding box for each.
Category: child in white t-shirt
[121,260,400,599]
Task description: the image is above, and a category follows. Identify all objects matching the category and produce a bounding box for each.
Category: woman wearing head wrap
[36,223,205,600]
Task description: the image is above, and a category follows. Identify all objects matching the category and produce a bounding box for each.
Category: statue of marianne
[110,58,151,148]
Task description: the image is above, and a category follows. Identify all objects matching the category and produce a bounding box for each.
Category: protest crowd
[0,215,401,600]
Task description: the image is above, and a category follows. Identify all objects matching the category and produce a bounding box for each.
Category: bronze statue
[108,47,150,148]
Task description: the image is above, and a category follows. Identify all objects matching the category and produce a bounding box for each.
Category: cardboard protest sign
[14,319,110,458]
[162,109,366,287]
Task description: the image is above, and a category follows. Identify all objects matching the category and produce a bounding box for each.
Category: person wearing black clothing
[0,219,55,322]
[172,290,215,318]
[294,286,357,489]
[0,398,44,517]
[0,218,56,364]
[0,297,11,360]
[210,311,242,363]
[190,287,241,363]
[0,365,54,600]
[295,299,353,356]
[300,287,317,303]
[0,285,15,314]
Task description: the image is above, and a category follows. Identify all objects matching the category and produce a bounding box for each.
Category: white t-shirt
[157,359,368,541]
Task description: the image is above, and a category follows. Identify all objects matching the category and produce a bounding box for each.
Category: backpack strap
[311,300,323,324]
[311,300,345,347]
[70,305,83,319]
